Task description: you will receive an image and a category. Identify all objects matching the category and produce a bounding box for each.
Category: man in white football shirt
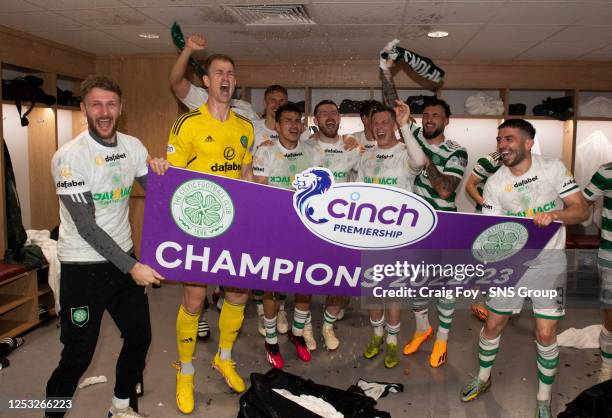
[460,119,589,418]
[360,102,419,368]
[253,102,317,368]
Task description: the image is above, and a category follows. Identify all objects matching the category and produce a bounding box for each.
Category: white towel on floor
[26,229,61,313]
[557,324,603,349]
[272,388,344,418]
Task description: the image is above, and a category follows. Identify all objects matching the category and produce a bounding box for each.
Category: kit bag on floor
[557,379,612,418]
[238,368,391,418]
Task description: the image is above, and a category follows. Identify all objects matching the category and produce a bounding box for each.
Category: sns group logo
[292,168,437,250]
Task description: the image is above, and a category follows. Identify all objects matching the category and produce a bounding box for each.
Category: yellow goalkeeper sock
[218,301,245,360]
[176,304,199,365]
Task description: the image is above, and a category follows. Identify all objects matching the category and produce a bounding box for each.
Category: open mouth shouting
[92,116,117,139]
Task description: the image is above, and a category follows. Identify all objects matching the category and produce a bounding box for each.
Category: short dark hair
[498,118,536,139]
[423,97,451,118]
[313,99,338,116]
[275,102,302,123]
[370,104,395,121]
[265,84,288,98]
[360,100,383,118]
[205,54,235,71]
[80,75,121,100]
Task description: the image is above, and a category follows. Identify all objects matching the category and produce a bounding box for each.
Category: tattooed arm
[425,163,461,200]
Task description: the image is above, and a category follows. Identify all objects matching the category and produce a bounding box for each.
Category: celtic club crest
[472,222,529,263]
[171,179,234,238]
[71,306,89,327]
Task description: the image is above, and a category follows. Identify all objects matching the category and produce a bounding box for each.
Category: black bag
[406,95,435,114]
[532,96,573,120]
[557,379,612,418]
[57,87,81,107]
[2,76,56,126]
[508,103,526,115]
[238,369,391,418]
[339,99,366,114]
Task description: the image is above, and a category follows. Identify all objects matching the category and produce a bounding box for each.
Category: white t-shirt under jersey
[180,83,259,121]
[253,140,317,190]
[482,155,580,263]
[51,131,149,263]
[305,135,361,183]
[357,142,418,191]
[252,118,280,151]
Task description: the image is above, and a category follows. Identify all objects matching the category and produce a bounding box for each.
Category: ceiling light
[139,33,159,39]
[427,31,449,38]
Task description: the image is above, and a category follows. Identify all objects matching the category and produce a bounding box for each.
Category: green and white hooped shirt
[357,142,419,191]
[583,162,612,268]
[473,151,503,211]
[409,124,468,211]
[51,130,148,262]
[253,140,317,190]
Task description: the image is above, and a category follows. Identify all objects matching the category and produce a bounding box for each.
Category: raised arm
[395,99,427,170]
[169,33,207,100]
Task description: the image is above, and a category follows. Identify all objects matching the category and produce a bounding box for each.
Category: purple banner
[140,167,560,296]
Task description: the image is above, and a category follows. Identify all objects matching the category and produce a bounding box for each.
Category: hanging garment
[3,140,44,269]
[27,229,60,312]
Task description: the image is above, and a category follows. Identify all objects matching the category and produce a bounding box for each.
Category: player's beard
[318,121,339,138]
[423,125,444,139]
[501,147,527,167]
[87,114,118,140]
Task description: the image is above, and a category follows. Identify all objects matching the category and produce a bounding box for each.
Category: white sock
[219,347,232,361]
[111,396,129,410]
[180,361,195,375]
[385,322,400,345]
[477,329,500,382]
[370,315,385,337]
[436,326,449,341]
[536,341,559,402]
[264,315,278,345]
[414,309,430,333]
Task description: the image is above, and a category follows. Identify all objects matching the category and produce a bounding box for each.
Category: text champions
[155,241,362,293]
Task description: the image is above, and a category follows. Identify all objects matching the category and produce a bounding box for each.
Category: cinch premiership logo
[472,222,529,263]
[292,167,437,250]
[171,179,234,238]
